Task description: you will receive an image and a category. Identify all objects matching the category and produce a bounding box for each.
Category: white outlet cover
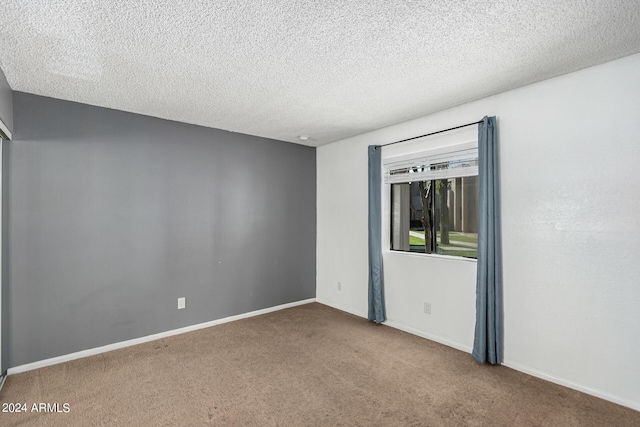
[178,297,186,310]
[424,302,431,315]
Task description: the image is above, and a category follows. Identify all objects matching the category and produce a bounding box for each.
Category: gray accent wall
[2,140,8,374]
[0,67,12,135]
[5,92,316,369]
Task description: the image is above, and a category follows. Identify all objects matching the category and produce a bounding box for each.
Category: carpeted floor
[1,302,639,426]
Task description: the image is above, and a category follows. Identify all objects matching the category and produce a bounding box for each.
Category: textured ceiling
[1,1,640,147]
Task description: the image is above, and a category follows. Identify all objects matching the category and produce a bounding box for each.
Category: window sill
[385,250,478,264]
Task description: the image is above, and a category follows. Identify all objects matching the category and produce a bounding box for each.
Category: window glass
[391,177,478,258]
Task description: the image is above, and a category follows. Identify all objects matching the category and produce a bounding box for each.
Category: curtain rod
[376,119,482,149]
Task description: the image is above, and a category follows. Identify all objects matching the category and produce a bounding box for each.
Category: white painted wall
[317,53,640,410]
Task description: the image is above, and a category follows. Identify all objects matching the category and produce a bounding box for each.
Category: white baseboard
[316,299,472,353]
[503,359,640,412]
[8,298,316,375]
[315,298,367,319]
[387,320,640,412]
[9,298,639,412]
[318,300,639,412]
[383,320,473,354]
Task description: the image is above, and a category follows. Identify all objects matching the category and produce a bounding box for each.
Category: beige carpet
[1,303,639,426]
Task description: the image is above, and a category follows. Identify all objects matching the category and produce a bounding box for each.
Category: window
[385,142,479,259]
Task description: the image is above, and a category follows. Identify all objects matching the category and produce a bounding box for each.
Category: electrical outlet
[178,297,186,310]
[337,281,342,291]
[424,302,431,315]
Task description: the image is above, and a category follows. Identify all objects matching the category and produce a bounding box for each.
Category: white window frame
[381,137,479,263]
[384,141,478,184]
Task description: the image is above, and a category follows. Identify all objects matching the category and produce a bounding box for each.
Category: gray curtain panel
[472,116,503,364]
[368,145,386,324]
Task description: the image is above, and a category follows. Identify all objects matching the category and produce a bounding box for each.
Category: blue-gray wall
[2,139,7,374]
[5,92,316,369]
[0,67,12,136]
[1,66,11,375]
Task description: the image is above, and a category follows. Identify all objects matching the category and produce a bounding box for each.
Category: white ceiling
[1,1,639,147]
